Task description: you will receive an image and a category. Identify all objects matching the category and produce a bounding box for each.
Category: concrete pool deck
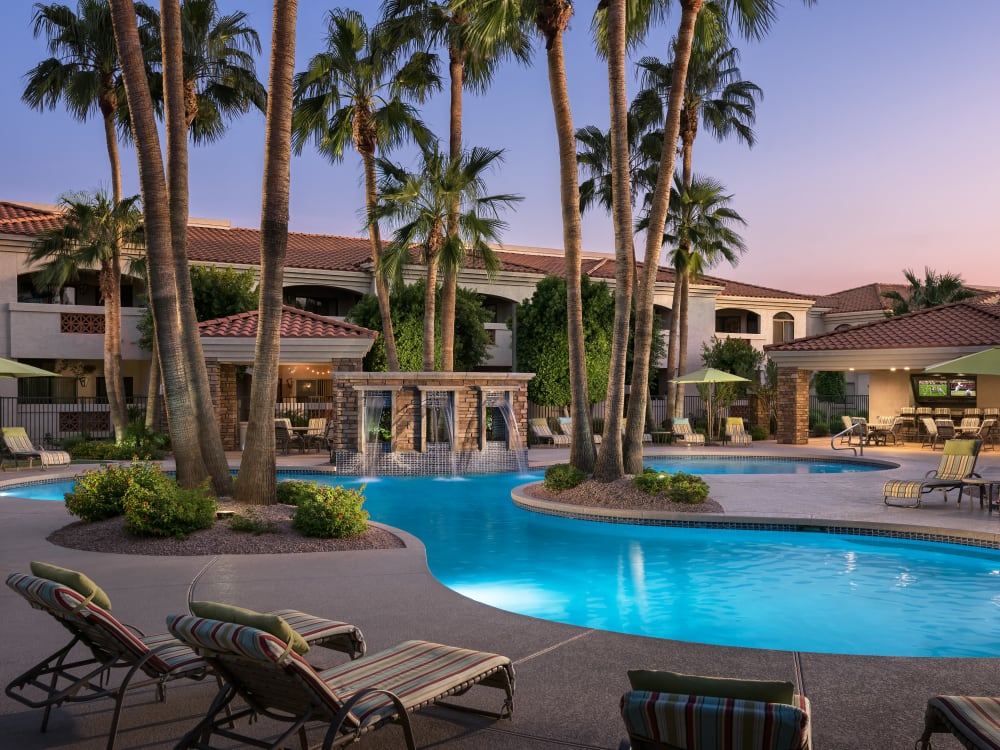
[0,438,996,749]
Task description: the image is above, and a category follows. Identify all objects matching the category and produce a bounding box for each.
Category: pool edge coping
[512,484,1000,551]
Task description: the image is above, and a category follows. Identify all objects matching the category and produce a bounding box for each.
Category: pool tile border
[512,486,1000,551]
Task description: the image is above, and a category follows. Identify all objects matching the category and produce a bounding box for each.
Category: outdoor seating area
[882,439,983,508]
[529,417,570,446]
[1,426,70,470]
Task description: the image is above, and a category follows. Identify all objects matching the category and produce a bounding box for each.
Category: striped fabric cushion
[621,690,811,750]
[317,640,514,724]
[883,480,926,499]
[8,573,205,676]
[267,608,366,656]
[167,613,292,664]
[926,696,1000,750]
[937,454,976,481]
[40,450,71,466]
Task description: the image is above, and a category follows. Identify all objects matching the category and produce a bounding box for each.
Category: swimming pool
[7,471,997,656]
[641,455,891,474]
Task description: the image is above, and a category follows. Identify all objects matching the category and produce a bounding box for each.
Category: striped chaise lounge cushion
[919,696,1000,750]
[621,689,812,750]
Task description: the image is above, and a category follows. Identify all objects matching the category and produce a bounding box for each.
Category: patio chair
[2,426,70,469]
[917,695,1000,750]
[934,407,953,418]
[957,416,982,437]
[964,408,983,419]
[621,670,812,750]
[883,439,983,508]
[671,418,705,447]
[920,417,945,450]
[529,418,569,446]
[839,415,857,445]
[305,417,327,450]
[274,419,305,454]
[725,417,752,447]
[166,612,516,750]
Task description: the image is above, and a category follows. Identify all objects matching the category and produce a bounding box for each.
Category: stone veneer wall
[330,372,534,453]
[776,367,810,444]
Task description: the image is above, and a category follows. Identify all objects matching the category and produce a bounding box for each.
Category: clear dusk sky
[2,1,999,295]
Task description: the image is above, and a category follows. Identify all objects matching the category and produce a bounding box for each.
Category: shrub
[667,472,710,504]
[230,509,277,535]
[293,484,369,539]
[543,463,585,492]
[808,408,828,430]
[749,424,769,441]
[66,434,168,461]
[65,458,165,522]
[275,479,318,506]
[812,423,830,437]
[123,474,217,539]
[632,467,672,495]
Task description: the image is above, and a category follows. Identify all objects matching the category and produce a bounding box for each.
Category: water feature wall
[329,372,533,475]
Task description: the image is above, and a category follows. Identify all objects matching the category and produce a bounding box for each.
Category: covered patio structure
[765,297,1000,444]
[199,306,377,449]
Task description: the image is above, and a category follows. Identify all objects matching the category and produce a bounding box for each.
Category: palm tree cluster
[882,268,977,316]
[23,0,815,498]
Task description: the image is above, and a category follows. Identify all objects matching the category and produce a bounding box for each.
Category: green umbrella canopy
[0,358,60,377]
[671,367,751,384]
[924,348,1000,375]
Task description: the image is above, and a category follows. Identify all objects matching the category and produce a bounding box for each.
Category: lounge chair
[725,417,752,447]
[558,416,601,444]
[6,565,367,750]
[671,418,705,446]
[621,670,812,750]
[917,695,1000,750]
[166,612,515,750]
[883,439,982,508]
[2,426,70,469]
[529,418,569,446]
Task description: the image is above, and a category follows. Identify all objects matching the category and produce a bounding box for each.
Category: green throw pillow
[627,669,795,706]
[30,561,112,611]
[190,600,310,655]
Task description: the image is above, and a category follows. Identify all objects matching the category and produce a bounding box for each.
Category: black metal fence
[807,395,870,425]
[0,397,150,447]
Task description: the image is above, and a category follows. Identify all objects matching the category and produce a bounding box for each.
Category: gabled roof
[703,274,812,301]
[766,298,1000,352]
[198,305,376,339]
[0,201,65,235]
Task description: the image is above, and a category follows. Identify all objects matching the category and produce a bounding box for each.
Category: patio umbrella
[0,358,59,378]
[671,368,751,443]
[924,348,1000,375]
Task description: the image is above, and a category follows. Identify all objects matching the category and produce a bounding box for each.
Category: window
[772,312,795,343]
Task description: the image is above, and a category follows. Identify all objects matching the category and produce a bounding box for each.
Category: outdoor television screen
[915,378,949,398]
[950,378,977,398]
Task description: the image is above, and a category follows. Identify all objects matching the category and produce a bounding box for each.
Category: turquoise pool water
[641,456,888,474]
[7,471,997,657]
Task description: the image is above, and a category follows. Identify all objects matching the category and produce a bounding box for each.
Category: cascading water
[362,391,390,474]
[484,390,527,473]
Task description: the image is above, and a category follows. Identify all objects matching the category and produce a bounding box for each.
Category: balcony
[7,303,148,360]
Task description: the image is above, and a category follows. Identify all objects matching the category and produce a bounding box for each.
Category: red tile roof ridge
[198,305,376,339]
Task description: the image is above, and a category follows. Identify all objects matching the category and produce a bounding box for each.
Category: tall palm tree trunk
[363,152,400,371]
[593,0,632,481]
[423,256,439,370]
[540,1,594,472]
[625,0,703,474]
[440,46,464,372]
[664,272,682,419]
[109,0,207,487]
[101,260,128,440]
[145,335,160,430]
[676,269,691,417]
[237,0,298,505]
[162,0,233,497]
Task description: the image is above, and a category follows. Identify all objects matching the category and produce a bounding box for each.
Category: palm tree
[373,143,521,370]
[380,0,533,371]
[883,268,977,315]
[635,38,761,424]
[235,1,298,506]
[109,0,209,488]
[292,8,440,372]
[23,0,158,206]
[28,190,143,442]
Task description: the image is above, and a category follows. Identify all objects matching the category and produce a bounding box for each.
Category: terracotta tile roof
[0,201,65,235]
[811,283,908,313]
[187,226,373,271]
[701,274,811,300]
[199,305,376,339]
[766,299,1000,352]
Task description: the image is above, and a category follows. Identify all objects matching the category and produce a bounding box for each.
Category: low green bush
[292,484,369,539]
[632,467,672,495]
[122,473,217,539]
[66,433,168,461]
[65,458,165,522]
[543,463,585,492]
[668,472,710,504]
[275,479,318,506]
[749,425,769,441]
[812,423,830,437]
[230,509,277,535]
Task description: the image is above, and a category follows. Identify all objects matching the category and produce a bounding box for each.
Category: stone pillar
[218,365,239,450]
[776,367,810,444]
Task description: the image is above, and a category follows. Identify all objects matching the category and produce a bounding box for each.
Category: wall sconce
[285,378,293,389]
[78,376,88,387]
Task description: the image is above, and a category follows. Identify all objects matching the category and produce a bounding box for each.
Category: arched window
[772,312,795,343]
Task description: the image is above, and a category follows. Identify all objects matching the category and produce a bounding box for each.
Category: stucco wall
[868,370,913,418]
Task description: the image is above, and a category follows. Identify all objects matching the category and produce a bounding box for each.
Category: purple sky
[2,1,999,295]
